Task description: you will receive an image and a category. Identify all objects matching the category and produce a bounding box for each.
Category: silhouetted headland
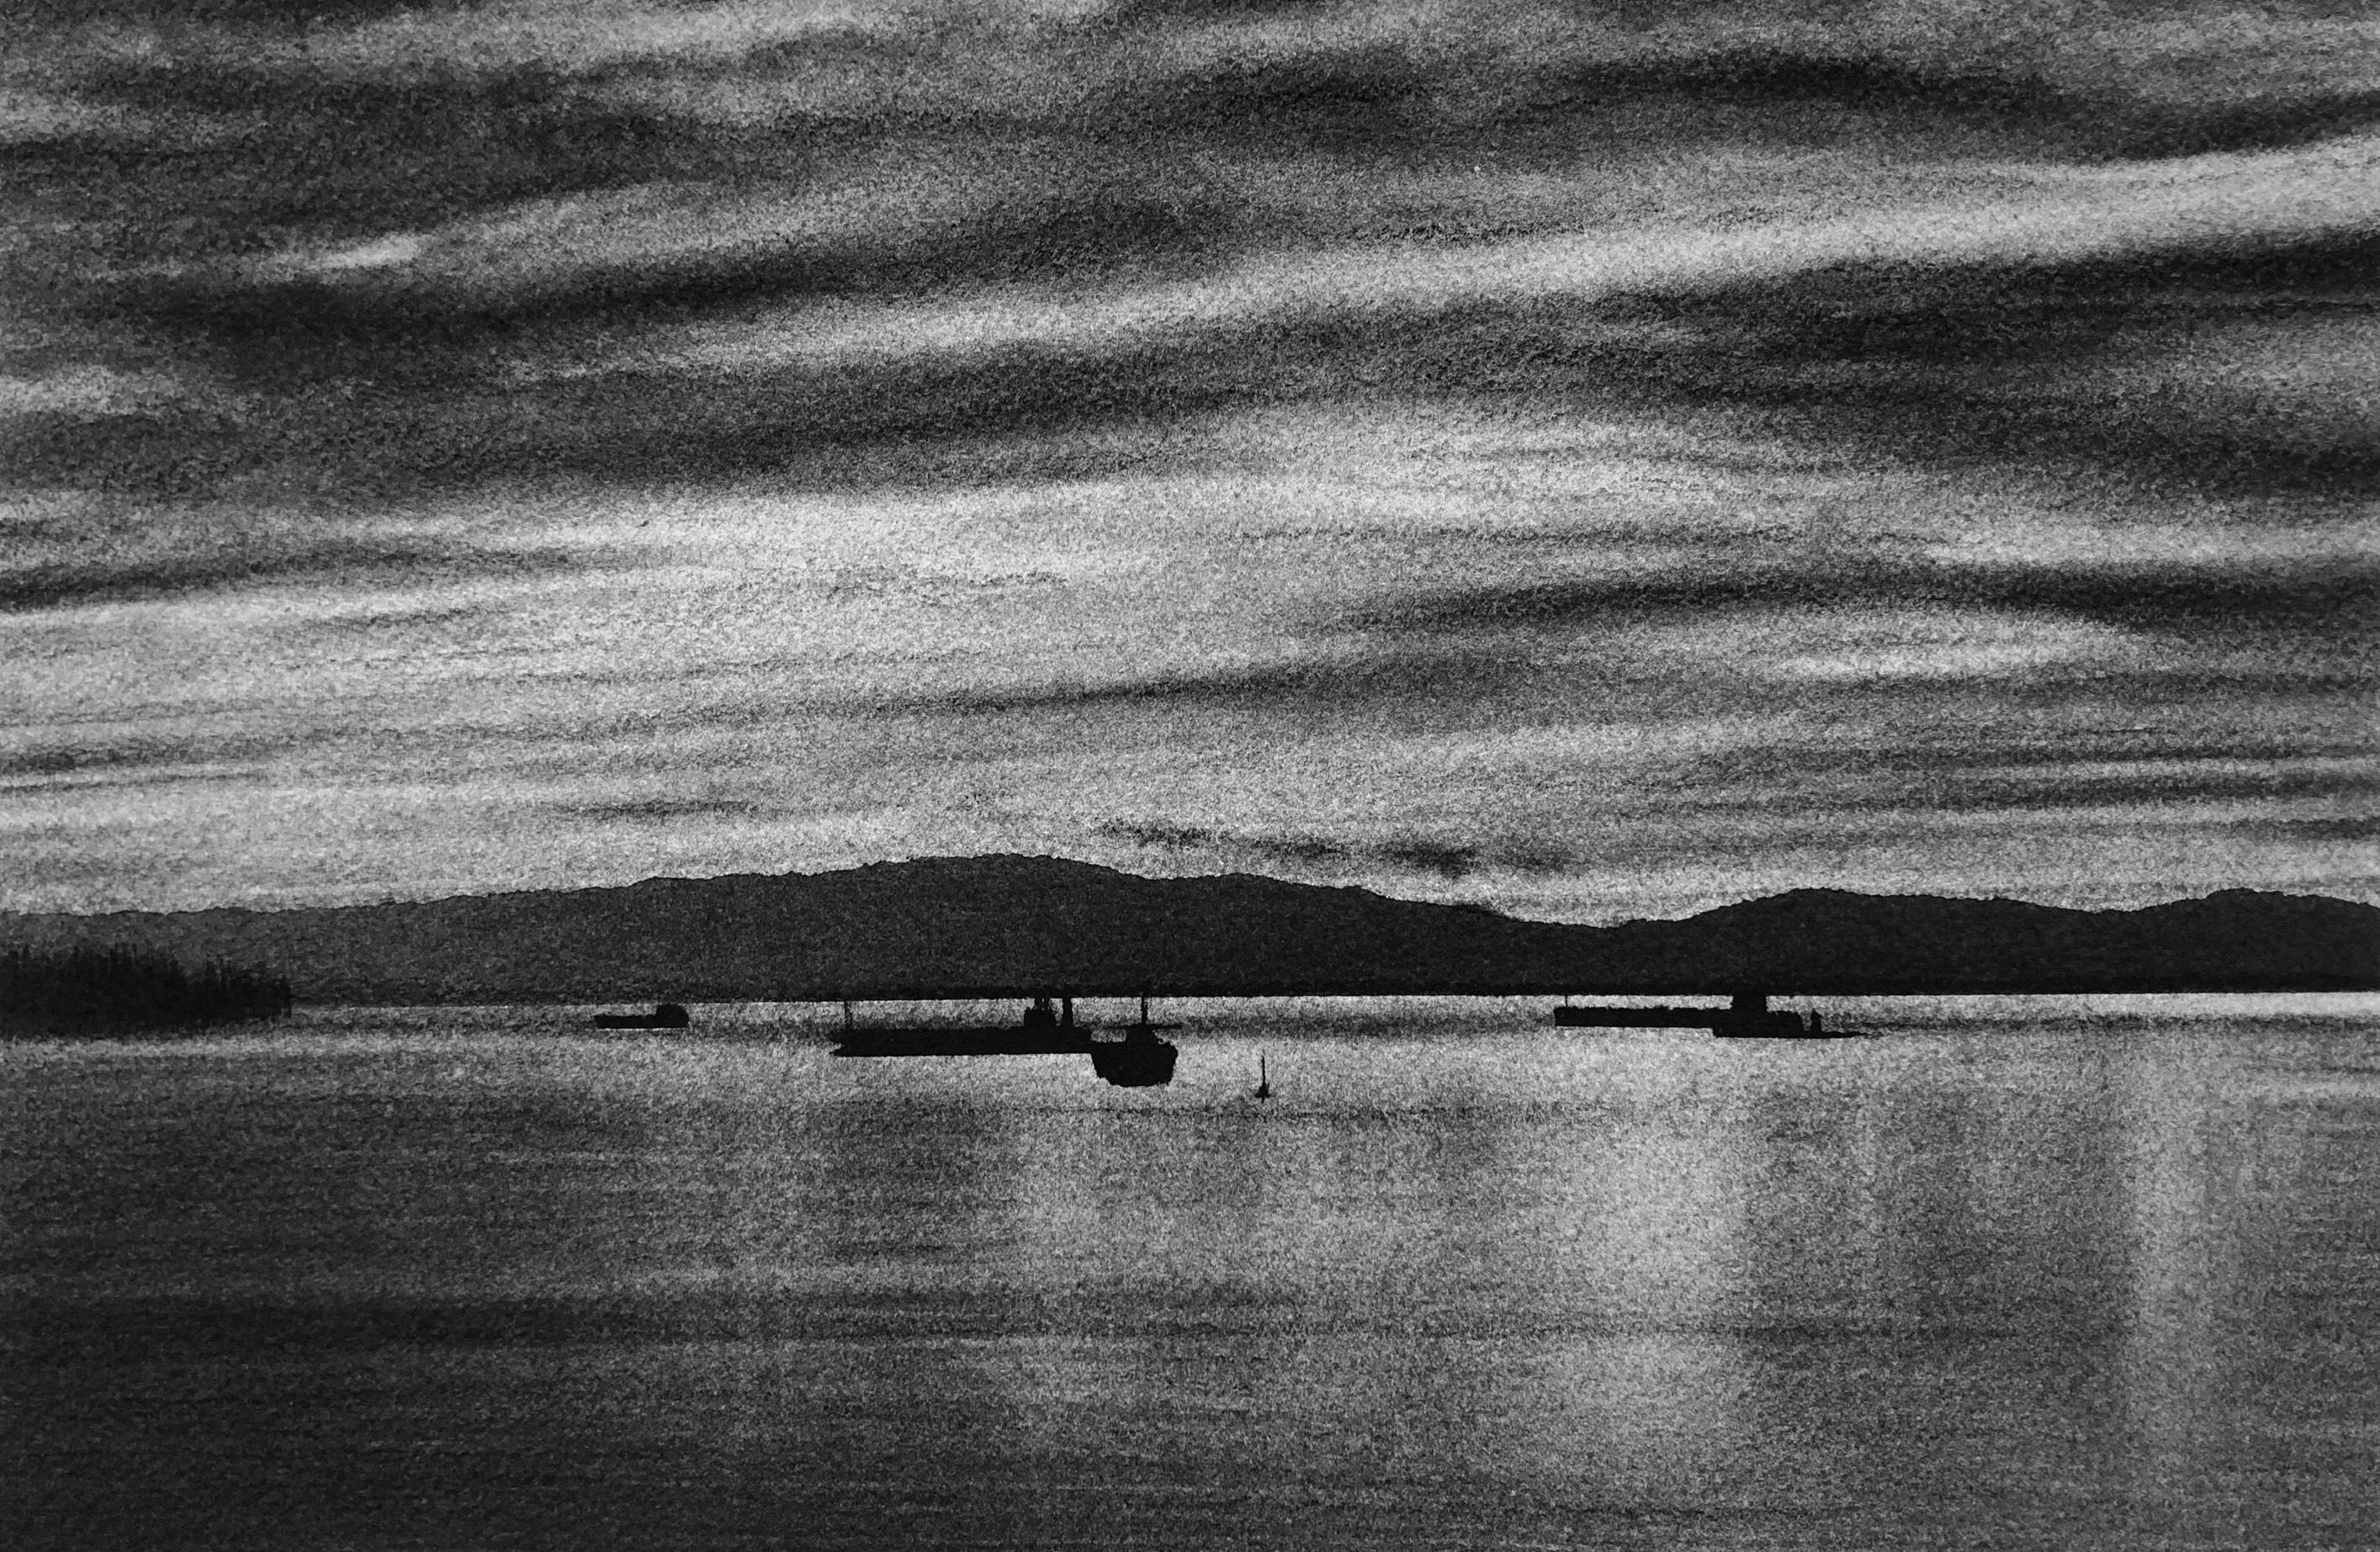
[0,944,294,1037]
[3,856,2372,1006]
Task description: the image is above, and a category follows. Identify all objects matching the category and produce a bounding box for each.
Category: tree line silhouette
[1,945,294,1037]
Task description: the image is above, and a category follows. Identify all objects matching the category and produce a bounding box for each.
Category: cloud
[0,522,601,613]
[360,172,2376,504]
[173,154,1241,358]
[1343,556,2379,643]
[1922,756,2380,814]
[1497,47,2380,162]
[1095,818,1572,879]
[0,727,323,790]
[907,643,1540,718]
[5,0,2375,914]
[0,366,199,418]
[19,3,2379,511]
[551,795,766,823]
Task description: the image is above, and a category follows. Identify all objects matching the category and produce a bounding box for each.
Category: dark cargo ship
[835,994,1180,1085]
[1555,993,1858,1038]
[593,1003,690,1029]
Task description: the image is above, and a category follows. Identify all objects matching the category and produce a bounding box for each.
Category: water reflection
[5,1003,2375,1549]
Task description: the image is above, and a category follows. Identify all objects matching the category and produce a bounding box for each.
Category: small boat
[1088,994,1179,1089]
[593,1003,689,1029]
[1254,1051,1271,1100]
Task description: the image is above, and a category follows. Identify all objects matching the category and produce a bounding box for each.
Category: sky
[3,0,2375,920]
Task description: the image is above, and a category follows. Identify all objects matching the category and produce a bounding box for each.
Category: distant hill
[1,857,2372,1004]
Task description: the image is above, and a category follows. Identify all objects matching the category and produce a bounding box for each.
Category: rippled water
[8,998,2377,1549]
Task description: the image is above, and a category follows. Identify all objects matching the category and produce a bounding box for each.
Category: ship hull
[1711,1024,1874,1040]
[594,1004,689,1029]
[1554,1006,1730,1028]
[833,1027,1089,1057]
[1555,1005,1858,1037]
[1089,1036,1178,1088]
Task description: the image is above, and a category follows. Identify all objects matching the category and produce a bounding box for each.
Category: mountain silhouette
[1,858,2371,1004]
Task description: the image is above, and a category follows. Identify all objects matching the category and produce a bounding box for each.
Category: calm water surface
[7,998,2377,1549]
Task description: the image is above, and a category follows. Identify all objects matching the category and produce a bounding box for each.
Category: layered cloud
[3,0,2374,913]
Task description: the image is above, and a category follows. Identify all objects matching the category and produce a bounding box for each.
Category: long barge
[1556,993,1858,1037]
[835,995,1180,1085]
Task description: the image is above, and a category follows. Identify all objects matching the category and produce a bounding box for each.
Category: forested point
[0,946,294,1038]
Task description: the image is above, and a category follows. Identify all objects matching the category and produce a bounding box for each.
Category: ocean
[8,998,2377,1549]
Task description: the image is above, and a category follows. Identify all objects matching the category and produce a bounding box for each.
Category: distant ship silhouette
[1554,993,1864,1037]
[592,1003,689,1029]
[1089,994,1180,1088]
[836,993,1179,1086]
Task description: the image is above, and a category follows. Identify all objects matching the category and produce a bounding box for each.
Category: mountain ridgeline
[3,858,2372,1005]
